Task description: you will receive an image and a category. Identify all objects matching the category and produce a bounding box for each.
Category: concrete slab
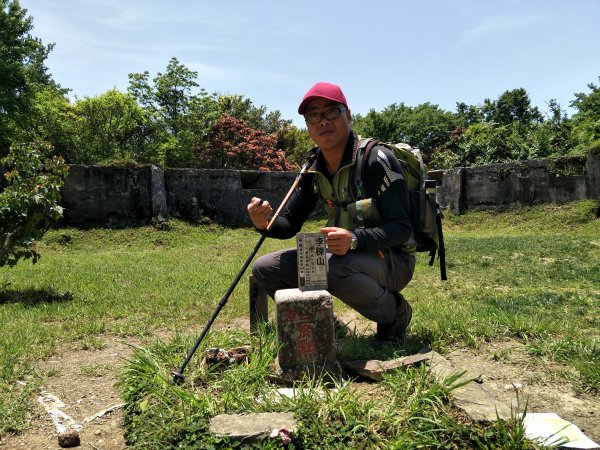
[345,350,433,381]
[429,351,513,422]
[209,412,297,443]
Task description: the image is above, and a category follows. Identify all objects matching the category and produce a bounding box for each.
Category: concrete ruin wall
[60,165,165,226]
[164,168,298,226]
[437,154,598,214]
[12,153,597,227]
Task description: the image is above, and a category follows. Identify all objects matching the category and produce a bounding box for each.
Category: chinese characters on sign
[296,233,328,291]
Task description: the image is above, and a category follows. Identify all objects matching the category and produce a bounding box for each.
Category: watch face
[351,237,358,250]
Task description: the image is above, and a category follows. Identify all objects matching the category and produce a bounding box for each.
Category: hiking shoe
[375,292,412,343]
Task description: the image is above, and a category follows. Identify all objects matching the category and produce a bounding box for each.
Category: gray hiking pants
[251,248,415,324]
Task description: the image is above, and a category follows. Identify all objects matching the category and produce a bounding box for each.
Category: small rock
[205,346,251,367]
[58,429,80,448]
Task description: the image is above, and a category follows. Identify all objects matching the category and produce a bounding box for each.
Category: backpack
[353,138,447,281]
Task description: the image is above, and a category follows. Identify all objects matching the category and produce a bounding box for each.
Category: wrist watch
[349,231,358,250]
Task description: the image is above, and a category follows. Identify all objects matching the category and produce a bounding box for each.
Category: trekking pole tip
[171,370,185,385]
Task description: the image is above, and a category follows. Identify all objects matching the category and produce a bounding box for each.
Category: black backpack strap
[354,138,379,200]
[436,206,447,280]
[303,146,319,169]
[411,147,428,227]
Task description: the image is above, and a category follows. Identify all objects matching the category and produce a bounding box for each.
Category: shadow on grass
[336,332,429,365]
[0,287,73,306]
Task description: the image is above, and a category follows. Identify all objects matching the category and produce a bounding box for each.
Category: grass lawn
[1,200,598,447]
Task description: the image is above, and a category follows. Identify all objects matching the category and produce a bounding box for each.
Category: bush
[0,141,68,267]
[195,114,294,171]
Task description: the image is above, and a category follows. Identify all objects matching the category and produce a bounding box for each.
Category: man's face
[304,98,351,153]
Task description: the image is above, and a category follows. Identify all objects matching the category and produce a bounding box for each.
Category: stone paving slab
[428,351,512,422]
[347,348,512,423]
[209,412,297,443]
[345,350,433,381]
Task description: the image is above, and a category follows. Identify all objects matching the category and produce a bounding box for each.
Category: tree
[455,102,483,127]
[195,114,293,171]
[10,87,80,162]
[1,141,68,268]
[481,88,543,127]
[128,57,201,166]
[352,102,458,161]
[447,89,554,167]
[538,99,572,156]
[273,124,313,169]
[128,58,304,168]
[570,77,600,153]
[72,89,152,164]
[129,57,199,133]
[0,0,59,155]
[215,94,268,130]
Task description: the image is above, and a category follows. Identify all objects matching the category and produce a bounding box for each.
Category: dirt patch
[445,339,599,444]
[0,335,135,450]
[1,317,598,448]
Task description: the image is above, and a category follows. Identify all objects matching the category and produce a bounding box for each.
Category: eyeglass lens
[305,107,344,124]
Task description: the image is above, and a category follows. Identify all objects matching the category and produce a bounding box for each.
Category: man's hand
[247,197,272,230]
[320,226,354,255]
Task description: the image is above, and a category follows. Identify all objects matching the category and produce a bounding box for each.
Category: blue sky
[20,0,600,127]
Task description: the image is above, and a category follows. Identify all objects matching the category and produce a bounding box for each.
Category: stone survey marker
[274,288,341,379]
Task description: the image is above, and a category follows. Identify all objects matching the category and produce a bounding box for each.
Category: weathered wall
[36,153,599,227]
[61,165,157,225]
[438,155,598,214]
[164,168,297,227]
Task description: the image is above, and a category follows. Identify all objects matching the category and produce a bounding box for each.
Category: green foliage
[128,57,201,167]
[72,89,152,164]
[539,99,573,156]
[443,90,558,167]
[0,141,68,267]
[19,88,81,162]
[275,125,313,168]
[352,102,458,161]
[453,122,503,166]
[366,83,599,170]
[0,0,60,155]
[450,122,544,166]
[570,77,600,154]
[429,147,461,169]
[571,77,600,122]
[481,88,543,127]
[126,58,304,168]
[456,102,483,127]
[0,362,39,435]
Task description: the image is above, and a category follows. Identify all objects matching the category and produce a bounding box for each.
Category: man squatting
[247,82,414,342]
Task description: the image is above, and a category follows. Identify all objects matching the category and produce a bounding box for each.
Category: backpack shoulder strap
[354,137,379,199]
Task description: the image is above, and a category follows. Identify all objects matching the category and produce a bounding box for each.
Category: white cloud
[463,13,539,41]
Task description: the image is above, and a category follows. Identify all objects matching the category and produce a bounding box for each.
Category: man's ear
[346,108,352,123]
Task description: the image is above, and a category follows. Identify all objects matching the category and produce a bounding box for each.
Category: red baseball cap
[298,82,348,115]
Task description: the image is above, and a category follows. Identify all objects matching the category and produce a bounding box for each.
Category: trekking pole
[172,153,317,384]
